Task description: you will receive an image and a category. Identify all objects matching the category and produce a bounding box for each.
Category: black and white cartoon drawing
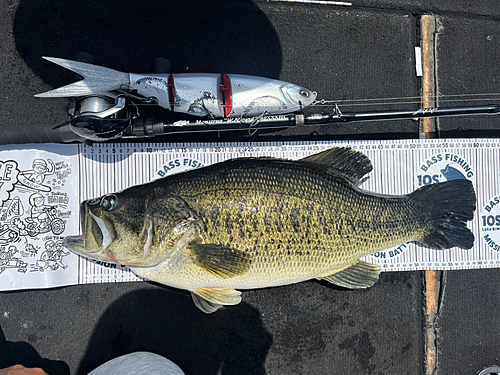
[0,155,74,280]
[24,193,66,237]
[0,245,27,274]
[29,193,47,219]
[36,239,70,271]
[53,239,70,269]
[22,158,55,183]
[0,224,20,245]
[21,242,38,257]
[0,161,19,204]
[4,197,24,219]
[17,159,55,193]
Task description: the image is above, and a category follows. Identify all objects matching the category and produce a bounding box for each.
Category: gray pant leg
[87,352,185,375]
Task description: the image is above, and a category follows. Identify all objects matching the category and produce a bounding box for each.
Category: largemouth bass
[64,147,476,313]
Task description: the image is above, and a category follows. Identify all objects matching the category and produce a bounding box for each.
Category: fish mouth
[87,208,117,250]
[62,235,86,253]
[62,234,112,262]
[63,203,117,262]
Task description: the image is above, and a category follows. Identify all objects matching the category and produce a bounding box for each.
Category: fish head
[280,83,317,109]
[63,188,197,268]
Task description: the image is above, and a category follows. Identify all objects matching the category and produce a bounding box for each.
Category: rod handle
[0,123,86,145]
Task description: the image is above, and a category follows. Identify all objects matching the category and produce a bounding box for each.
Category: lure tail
[35,57,129,98]
[411,179,477,250]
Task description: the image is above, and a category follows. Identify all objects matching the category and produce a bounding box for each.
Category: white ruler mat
[1,138,498,290]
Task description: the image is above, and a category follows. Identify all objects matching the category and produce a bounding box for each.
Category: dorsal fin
[300,147,372,186]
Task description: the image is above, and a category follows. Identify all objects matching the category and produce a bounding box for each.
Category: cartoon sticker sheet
[1,139,500,291]
[0,144,79,290]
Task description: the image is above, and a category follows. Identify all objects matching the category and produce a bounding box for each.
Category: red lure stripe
[167,74,175,111]
[221,74,232,117]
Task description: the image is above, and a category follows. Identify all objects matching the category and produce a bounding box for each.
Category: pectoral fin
[320,261,381,289]
[189,243,252,278]
[191,288,242,314]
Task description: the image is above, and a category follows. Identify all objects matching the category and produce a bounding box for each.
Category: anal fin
[320,261,381,289]
[191,287,242,314]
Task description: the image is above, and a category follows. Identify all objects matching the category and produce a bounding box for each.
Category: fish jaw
[62,234,86,254]
[63,234,117,262]
[62,200,120,263]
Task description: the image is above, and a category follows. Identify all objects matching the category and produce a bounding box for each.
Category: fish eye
[100,194,118,211]
[299,89,309,97]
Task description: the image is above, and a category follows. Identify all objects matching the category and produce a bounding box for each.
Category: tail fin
[411,179,476,250]
[35,57,129,98]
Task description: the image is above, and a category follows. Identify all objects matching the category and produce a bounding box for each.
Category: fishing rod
[2,102,499,144]
[2,56,500,144]
[123,103,500,137]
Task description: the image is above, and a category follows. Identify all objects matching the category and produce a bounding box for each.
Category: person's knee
[87,351,185,375]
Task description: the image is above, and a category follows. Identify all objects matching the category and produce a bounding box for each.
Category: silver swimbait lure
[35,57,317,118]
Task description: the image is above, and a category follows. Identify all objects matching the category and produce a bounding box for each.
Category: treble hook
[247,111,269,136]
